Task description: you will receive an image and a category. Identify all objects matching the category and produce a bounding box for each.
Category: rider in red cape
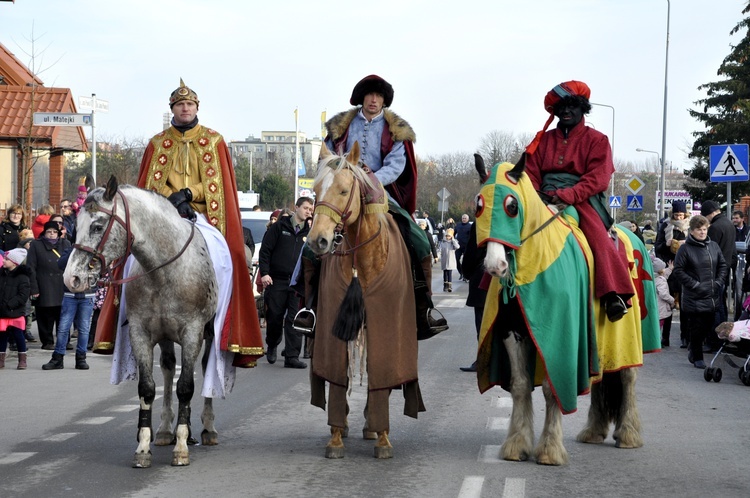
[93,79,264,367]
[525,80,634,322]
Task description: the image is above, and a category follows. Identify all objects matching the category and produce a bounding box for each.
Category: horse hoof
[325,446,345,459]
[171,452,190,466]
[576,428,606,444]
[132,452,152,468]
[374,445,393,459]
[201,429,219,446]
[363,430,377,440]
[154,431,174,446]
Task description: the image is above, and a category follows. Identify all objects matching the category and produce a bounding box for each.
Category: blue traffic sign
[626,195,643,211]
[608,196,622,208]
[710,144,749,182]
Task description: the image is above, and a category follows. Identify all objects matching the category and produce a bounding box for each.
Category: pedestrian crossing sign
[626,195,643,211]
[608,195,622,208]
[710,144,749,182]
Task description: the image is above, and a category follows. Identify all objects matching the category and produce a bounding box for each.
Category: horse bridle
[74,189,195,287]
[313,163,383,256]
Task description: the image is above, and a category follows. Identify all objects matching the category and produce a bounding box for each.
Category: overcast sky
[0,0,745,172]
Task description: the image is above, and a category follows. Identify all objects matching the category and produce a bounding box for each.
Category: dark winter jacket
[707,212,737,276]
[0,264,32,318]
[26,237,72,307]
[455,221,473,247]
[673,234,728,314]
[0,220,23,251]
[259,216,310,281]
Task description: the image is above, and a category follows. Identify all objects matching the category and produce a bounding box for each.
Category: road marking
[0,452,36,464]
[41,433,78,442]
[458,476,484,498]
[434,297,466,307]
[76,417,115,425]
[478,445,503,463]
[486,416,509,430]
[503,478,526,498]
[491,396,513,408]
[106,405,139,412]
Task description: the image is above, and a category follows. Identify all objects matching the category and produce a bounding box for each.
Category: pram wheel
[704,368,713,382]
[741,370,750,386]
[712,368,722,382]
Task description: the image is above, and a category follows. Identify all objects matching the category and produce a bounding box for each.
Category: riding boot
[17,352,27,370]
[0,352,5,369]
[42,352,64,370]
[75,353,90,370]
[419,256,448,336]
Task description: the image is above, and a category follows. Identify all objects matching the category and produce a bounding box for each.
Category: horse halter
[74,190,134,286]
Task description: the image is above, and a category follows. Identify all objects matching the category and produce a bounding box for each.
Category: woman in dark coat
[26,220,71,350]
[0,204,27,251]
[673,215,728,370]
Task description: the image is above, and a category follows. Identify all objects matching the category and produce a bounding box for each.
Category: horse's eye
[91,225,103,234]
[475,194,485,218]
[340,190,348,196]
[504,195,518,217]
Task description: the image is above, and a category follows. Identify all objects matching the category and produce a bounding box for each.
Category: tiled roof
[0,41,43,86]
[0,85,87,151]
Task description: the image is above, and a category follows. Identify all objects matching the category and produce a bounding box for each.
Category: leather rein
[74,189,195,288]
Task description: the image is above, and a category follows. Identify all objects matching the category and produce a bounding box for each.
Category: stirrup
[293,308,317,338]
[426,307,449,333]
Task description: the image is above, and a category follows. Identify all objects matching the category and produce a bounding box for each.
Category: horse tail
[333,270,365,341]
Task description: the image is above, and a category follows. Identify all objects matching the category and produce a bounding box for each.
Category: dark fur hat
[350,75,394,107]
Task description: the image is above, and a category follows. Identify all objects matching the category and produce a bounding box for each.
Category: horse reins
[74,189,196,287]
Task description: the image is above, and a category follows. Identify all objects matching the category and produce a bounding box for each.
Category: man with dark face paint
[525,81,634,322]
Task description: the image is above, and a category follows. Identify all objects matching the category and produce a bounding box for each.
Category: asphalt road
[1,273,748,498]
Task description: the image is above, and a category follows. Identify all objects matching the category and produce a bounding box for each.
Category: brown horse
[305,142,424,459]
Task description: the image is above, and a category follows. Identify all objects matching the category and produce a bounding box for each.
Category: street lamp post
[659,0,671,223]
[636,148,663,217]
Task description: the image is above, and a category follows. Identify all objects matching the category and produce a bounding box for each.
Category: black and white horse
[64,176,222,468]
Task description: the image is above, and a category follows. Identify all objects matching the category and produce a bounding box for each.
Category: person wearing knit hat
[0,246,33,369]
[320,74,448,336]
[94,79,264,368]
[524,80,633,322]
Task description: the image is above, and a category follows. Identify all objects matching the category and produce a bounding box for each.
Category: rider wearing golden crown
[524,80,634,322]
[94,79,264,368]
[319,74,447,336]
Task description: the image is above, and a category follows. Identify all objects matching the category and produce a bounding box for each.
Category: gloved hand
[175,201,196,221]
[167,188,193,208]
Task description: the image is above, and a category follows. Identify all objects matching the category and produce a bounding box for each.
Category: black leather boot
[75,353,89,370]
[42,352,64,370]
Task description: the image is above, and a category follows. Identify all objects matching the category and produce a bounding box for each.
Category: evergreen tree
[686,2,750,202]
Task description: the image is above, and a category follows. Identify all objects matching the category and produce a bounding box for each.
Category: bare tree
[476,130,530,167]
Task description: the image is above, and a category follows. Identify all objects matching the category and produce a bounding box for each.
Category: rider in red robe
[525,80,634,322]
[94,80,264,367]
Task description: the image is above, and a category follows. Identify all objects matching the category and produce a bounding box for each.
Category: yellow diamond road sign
[626,175,645,194]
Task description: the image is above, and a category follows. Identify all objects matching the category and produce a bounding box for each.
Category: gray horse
[63,176,219,468]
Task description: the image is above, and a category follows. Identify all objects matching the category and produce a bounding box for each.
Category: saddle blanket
[109,216,236,398]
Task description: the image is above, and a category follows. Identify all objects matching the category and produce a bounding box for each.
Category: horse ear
[104,175,118,202]
[320,141,332,161]
[474,153,490,183]
[346,141,361,165]
[508,153,527,182]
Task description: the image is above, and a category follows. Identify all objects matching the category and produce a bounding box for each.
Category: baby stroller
[706,297,750,385]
